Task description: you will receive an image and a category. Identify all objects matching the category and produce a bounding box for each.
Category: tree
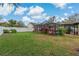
[8,19,17,27]
[17,21,25,27]
[69,14,79,22]
[48,16,56,23]
[63,13,79,24]
[62,14,79,24]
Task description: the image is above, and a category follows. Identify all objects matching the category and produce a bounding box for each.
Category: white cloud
[0,18,8,23]
[42,13,47,17]
[31,13,49,20]
[53,3,67,9]
[14,6,28,15]
[28,6,44,16]
[21,16,34,26]
[31,15,42,19]
[16,6,49,24]
[64,13,68,16]
[45,16,50,20]
[29,6,33,10]
[27,6,49,22]
[0,4,14,16]
[71,10,74,13]
[68,6,73,9]
[61,17,65,21]
[56,17,67,22]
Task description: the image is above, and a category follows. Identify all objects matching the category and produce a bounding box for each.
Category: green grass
[0,32,79,56]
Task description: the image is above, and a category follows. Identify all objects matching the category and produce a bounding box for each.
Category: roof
[61,22,79,25]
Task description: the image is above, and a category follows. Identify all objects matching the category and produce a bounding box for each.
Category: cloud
[14,6,28,15]
[31,15,42,19]
[68,6,73,9]
[21,16,34,26]
[64,13,68,16]
[0,4,14,16]
[27,6,49,22]
[31,13,49,21]
[71,10,74,13]
[61,17,65,21]
[42,13,48,17]
[31,13,46,19]
[56,16,67,22]
[28,6,44,16]
[0,18,8,23]
[53,3,67,9]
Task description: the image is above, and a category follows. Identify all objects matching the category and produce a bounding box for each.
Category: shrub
[10,29,17,33]
[56,27,65,36]
[3,29,10,33]
[58,29,64,35]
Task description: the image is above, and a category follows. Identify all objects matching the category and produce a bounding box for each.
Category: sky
[0,3,79,25]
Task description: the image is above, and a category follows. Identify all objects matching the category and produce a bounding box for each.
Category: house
[34,16,57,35]
[60,14,79,35]
[61,21,79,35]
[34,23,57,35]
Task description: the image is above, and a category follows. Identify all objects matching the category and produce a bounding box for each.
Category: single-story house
[34,16,57,35]
[34,23,57,35]
[61,21,79,35]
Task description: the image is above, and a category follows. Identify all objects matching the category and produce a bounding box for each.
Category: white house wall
[0,26,34,32]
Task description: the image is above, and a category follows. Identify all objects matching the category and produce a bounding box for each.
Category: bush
[56,27,65,36]
[3,29,10,33]
[10,29,17,33]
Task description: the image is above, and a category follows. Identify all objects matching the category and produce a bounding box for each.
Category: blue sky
[0,3,79,25]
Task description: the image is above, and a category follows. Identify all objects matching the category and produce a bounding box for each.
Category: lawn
[0,32,79,56]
